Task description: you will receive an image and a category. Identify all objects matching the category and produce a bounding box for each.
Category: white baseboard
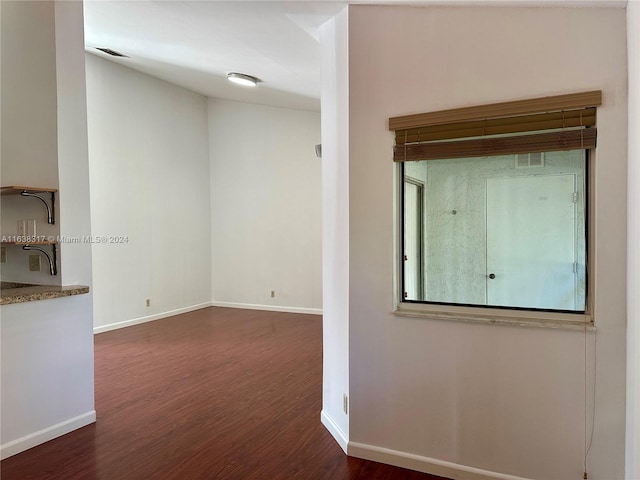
[320,410,348,453]
[93,302,213,334]
[348,442,533,480]
[1,410,96,460]
[212,301,322,316]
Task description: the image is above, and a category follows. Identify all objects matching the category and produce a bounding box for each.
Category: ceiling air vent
[516,152,545,169]
[95,47,129,58]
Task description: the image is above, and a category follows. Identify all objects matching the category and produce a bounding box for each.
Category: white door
[486,174,577,310]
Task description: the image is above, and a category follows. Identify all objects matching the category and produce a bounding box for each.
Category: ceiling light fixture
[227,72,259,87]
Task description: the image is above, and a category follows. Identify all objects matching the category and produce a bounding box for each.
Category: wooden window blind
[389,91,601,162]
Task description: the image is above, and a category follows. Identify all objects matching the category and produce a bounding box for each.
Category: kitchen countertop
[0,282,90,305]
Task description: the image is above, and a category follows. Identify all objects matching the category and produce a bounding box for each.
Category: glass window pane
[402,150,586,312]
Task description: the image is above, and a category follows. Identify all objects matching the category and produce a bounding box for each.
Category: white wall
[1,296,95,459]
[86,53,323,329]
[1,0,95,459]
[55,1,93,288]
[626,2,640,478]
[319,7,350,450]
[85,54,212,332]
[0,1,58,188]
[208,98,322,314]
[341,6,627,479]
[0,0,60,285]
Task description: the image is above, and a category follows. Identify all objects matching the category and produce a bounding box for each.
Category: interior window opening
[401,150,587,312]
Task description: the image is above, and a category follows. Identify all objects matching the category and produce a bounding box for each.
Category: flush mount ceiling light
[227,72,259,87]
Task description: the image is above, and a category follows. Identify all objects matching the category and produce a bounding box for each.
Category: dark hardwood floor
[1,307,446,480]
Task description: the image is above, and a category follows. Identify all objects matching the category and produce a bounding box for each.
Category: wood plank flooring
[1,307,447,480]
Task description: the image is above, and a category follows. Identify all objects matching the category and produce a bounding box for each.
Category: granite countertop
[0,282,90,305]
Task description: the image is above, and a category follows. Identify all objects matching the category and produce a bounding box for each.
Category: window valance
[389,90,602,162]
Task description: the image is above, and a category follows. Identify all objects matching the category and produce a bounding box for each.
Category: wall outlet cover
[17,220,26,236]
[29,254,41,271]
[26,219,37,236]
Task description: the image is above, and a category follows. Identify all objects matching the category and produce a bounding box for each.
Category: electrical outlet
[1,247,6,263]
[29,255,41,271]
[26,219,37,236]
[17,220,26,236]
[146,298,150,307]
[343,393,349,415]
[270,290,275,298]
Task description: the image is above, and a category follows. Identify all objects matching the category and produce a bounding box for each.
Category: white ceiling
[83,1,348,111]
[83,0,626,112]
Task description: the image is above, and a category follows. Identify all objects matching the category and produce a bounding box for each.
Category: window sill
[394,302,595,331]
